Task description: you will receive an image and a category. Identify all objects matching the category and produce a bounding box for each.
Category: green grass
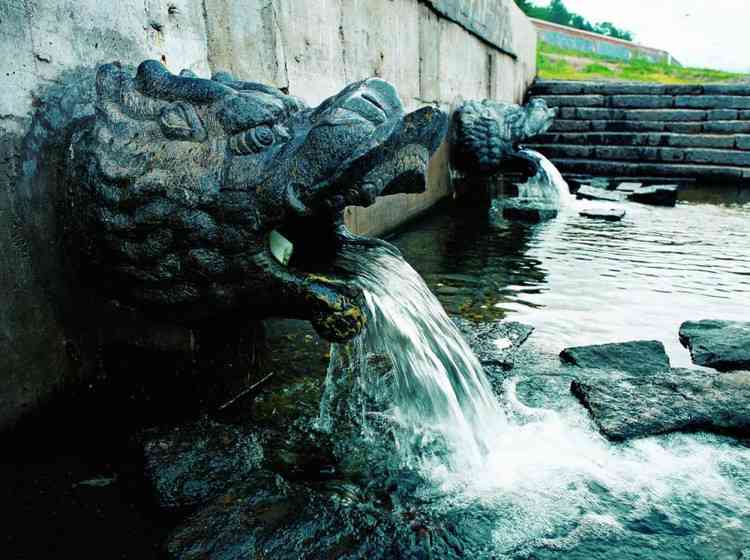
[537,41,747,84]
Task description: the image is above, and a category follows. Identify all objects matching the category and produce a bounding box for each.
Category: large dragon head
[66,60,447,342]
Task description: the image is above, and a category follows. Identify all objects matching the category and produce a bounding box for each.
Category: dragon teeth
[269,229,294,266]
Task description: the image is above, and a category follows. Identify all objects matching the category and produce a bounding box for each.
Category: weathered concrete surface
[0,0,537,431]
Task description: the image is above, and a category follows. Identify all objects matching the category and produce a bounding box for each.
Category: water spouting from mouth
[318,243,506,471]
[515,148,572,209]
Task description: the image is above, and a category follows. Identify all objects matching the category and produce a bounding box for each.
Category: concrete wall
[0,0,536,431]
[531,18,677,66]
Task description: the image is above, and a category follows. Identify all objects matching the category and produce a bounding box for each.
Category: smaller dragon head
[450,98,556,175]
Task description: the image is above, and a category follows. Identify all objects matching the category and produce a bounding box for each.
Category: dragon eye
[229,124,276,154]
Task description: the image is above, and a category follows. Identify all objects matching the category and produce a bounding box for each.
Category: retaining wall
[0,0,536,431]
[532,19,676,65]
[528,80,750,185]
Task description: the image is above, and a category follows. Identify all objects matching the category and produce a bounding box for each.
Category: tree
[596,22,634,41]
[547,0,572,25]
[513,0,634,41]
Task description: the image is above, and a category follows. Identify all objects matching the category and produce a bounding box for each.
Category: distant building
[531,18,680,66]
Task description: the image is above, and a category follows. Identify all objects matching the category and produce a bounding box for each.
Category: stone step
[530,80,750,97]
[527,145,750,167]
[534,132,742,150]
[549,158,750,180]
[549,119,750,134]
[553,108,710,122]
[533,94,750,111]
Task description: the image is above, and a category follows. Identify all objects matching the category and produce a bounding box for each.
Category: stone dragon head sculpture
[450,98,556,175]
[65,61,447,342]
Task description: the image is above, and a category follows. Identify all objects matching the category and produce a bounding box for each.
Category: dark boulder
[579,207,626,221]
[560,340,670,375]
[627,184,678,207]
[139,418,264,511]
[679,320,750,372]
[166,471,457,560]
[571,369,750,441]
[501,199,558,222]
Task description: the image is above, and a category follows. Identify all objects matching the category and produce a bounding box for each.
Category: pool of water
[393,184,750,367]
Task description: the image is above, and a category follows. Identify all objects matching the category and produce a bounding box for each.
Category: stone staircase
[526,80,750,184]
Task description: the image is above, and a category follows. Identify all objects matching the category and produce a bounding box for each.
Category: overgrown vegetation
[537,42,748,84]
[515,0,633,41]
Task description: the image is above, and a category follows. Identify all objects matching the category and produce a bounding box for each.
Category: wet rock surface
[615,182,643,193]
[571,369,750,441]
[501,199,559,222]
[165,471,442,560]
[560,340,671,375]
[627,184,679,207]
[454,318,534,371]
[140,419,264,511]
[579,207,626,221]
[679,320,750,372]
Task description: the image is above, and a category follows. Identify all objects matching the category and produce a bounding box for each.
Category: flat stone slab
[679,320,750,372]
[571,369,750,441]
[576,185,625,202]
[627,184,678,207]
[454,318,534,371]
[560,340,670,375]
[139,418,264,511]
[501,199,558,222]
[615,182,643,192]
[579,207,625,221]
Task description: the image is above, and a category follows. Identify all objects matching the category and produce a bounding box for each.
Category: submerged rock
[501,198,558,222]
[166,471,447,560]
[627,184,678,207]
[454,318,534,371]
[560,340,670,375]
[579,207,626,221]
[576,186,625,202]
[571,369,750,441]
[679,320,750,372]
[139,418,264,511]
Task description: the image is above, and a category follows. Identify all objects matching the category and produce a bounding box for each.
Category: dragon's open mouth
[261,141,437,342]
[269,142,431,272]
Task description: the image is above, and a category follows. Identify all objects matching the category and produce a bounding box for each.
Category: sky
[534,0,750,73]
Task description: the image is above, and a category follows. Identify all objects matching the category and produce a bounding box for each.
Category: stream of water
[514,148,571,208]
